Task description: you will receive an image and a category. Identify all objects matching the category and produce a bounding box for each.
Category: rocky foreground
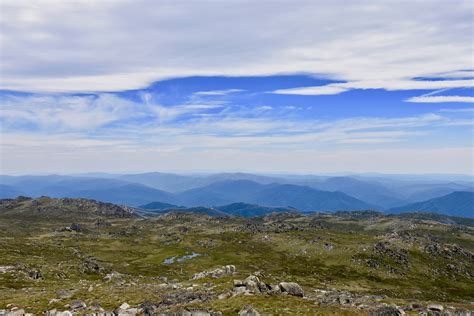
[0,197,473,315]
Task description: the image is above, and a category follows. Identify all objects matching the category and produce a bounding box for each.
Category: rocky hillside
[0,196,136,219]
[0,199,472,315]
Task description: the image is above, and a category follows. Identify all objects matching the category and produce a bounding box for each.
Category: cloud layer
[1,88,473,174]
[1,0,473,92]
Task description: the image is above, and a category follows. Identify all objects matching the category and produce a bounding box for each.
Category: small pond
[162,252,201,264]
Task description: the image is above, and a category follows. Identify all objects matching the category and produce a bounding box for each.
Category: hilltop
[0,196,136,220]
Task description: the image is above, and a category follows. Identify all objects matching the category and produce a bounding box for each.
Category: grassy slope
[0,208,473,314]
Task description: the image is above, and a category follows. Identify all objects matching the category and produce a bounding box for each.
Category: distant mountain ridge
[0,184,25,199]
[140,201,297,217]
[173,180,375,211]
[388,191,474,218]
[1,173,473,215]
[139,201,183,210]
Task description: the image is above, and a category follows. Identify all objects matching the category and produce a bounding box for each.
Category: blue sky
[0,1,473,174]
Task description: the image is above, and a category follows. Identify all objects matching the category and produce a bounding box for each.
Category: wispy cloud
[0,92,227,131]
[439,108,474,113]
[273,85,349,95]
[2,89,471,144]
[272,79,474,96]
[2,87,473,174]
[194,89,244,96]
[406,95,474,103]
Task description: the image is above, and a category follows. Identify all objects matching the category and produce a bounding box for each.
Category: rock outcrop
[191,265,236,280]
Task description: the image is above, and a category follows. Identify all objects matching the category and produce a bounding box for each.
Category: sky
[0,0,473,175]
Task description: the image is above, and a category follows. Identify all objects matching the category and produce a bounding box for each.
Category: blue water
[162,252,201,264]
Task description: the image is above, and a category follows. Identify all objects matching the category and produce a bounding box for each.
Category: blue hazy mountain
[0,175,74,196]
[176,180,264,206]
[0,184,25,199]
[175,180,376,211]
[65,183,175,206]
[388,191,474,218]
[0,176,173,206]
[251,183,376,211]
[1,173,472,214]
[308,176,405,209]
[139,202,296,217]
[139,201,183,210]
[402,183,474,202]
[217,202,297,217]
[118,172,284,192]
[118,172,200,192]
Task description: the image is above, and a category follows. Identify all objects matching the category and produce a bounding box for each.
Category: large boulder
[233,275,271,295]
[114,303,139,316]
[243,275,261,293]
[278,282,304,297]
[427,304,444,312]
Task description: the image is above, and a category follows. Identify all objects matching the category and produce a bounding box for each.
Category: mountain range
[388,191,474,218]
[140,201,298,218]
[0,172,472,216]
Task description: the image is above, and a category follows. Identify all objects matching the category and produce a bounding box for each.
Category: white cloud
[1,1,473,92]
[406,95,474,103]
[273,79,474,95]
[0,94,143,130]
[439,108,474,113]
[273,85,349,95]
[0,93,226,131]
[1,90,473,174]
[194,89,244,96]
[2,136,473,175]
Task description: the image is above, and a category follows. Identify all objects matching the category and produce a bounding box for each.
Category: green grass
[0,210,473,314]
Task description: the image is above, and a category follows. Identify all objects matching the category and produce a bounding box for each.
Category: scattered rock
[368,306,405,316]
[104,271,121,281]
[159,308,221,316]
[138,300,159,315]
[69,300,86,312]
[0,265,15,273]
[217,292,231,300]
[70,223,83,232]
[56,289,74,299]
[238,305,261,316]
[337,294,351,305]
[427,304,444,312]
[324,243,334,250]
[45,309,73,316]
[114,302,139,316]
[278,282,304,297]
[82,257,105,274]
[192,265,235,280]
[28,269,43,280]
[95,219,112,227]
